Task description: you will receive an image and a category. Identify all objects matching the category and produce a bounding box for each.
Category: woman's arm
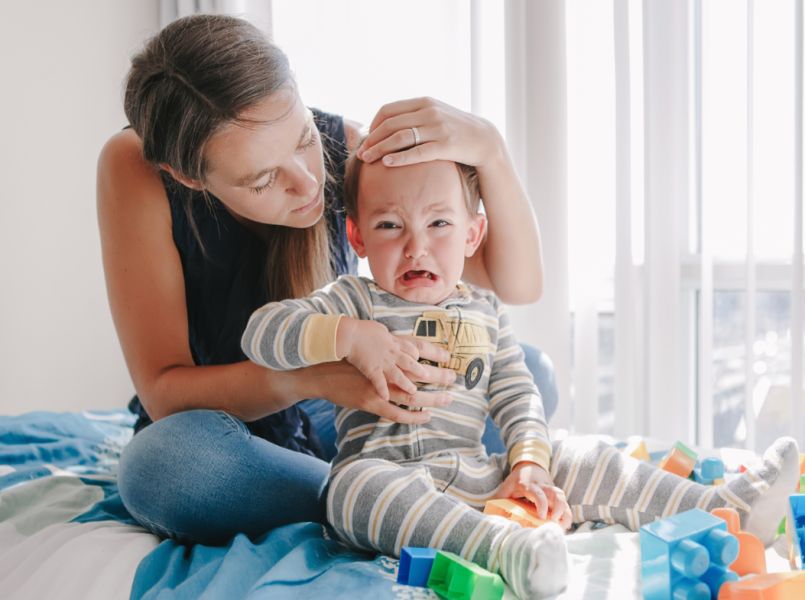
[96,130,439,425]
[356,98,543,305]
[97,129,300,422]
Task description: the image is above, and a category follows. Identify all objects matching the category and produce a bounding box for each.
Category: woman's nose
[286,158,319,197]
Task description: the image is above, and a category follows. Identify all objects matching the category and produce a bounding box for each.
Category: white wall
[0,1,160,414]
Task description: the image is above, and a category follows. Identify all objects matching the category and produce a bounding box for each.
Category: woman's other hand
[306,358,454,425]
[357,97,503,169]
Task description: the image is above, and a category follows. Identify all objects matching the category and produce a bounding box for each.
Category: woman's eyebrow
[235,120,313,186]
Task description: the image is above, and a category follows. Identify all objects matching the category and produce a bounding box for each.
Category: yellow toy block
[483,498,547,528]
[623,437,650,462]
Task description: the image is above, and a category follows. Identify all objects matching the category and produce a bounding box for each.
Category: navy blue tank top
[128,109,357,458]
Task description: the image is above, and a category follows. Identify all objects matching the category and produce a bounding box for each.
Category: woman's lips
[292,188,323,214]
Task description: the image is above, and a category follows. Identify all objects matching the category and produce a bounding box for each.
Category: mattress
[0,410,792,599]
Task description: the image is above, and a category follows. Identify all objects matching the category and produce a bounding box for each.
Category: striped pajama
[326,436,742,570]
[241,274,748,574]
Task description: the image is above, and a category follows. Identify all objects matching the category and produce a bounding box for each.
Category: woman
[99,14,545,544]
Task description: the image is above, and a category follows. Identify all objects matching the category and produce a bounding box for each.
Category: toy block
[426,551,504,600]
[483,498,547,528]
[640,508,739,600]
[718,571,805,599]
[710,508,766,576]
[624,437,650,462]
[699,458,725,481]
[799,474,805,492]
[659,441,698,479]
[398,547,438,587]
[786,494,805,569]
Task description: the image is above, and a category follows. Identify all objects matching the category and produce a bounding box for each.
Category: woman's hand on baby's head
[357,96,500,168]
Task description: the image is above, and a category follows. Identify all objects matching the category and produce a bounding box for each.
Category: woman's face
[201,89,326,228]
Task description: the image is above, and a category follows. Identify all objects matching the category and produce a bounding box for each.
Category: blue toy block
[640,508,739,600]
[693,457,725,485]
[398,547,438,587]
[700,458,724,480]
[789,494,805,569]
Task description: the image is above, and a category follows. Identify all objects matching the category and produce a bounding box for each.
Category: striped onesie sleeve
[485,292,552,471]
[241,275,373,369]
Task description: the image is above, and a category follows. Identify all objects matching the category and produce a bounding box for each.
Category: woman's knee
[118,410,242,541]
[118,409,329,544]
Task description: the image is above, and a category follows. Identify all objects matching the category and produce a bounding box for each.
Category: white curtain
[159,0,272,35]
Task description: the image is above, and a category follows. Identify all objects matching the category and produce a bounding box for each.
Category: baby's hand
[337,318,428,401]
[495,461,572,530]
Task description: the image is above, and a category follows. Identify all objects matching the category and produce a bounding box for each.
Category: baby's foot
[497,522,568,599]
[721,436,799,546]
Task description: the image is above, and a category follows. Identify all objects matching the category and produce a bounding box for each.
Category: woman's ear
[464,214,487,258]
[159,164,204,191]
[346,216,367,258]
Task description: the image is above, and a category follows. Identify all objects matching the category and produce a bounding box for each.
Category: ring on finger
[410,126,421,146]
[391,397,421,412]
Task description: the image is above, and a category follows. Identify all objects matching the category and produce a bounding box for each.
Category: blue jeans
[117,345,557,544]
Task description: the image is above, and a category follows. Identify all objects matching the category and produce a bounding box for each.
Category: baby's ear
[464,214,487,258]
[346,216,367,258]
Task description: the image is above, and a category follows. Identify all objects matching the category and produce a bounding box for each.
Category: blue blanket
[0,410,431,599]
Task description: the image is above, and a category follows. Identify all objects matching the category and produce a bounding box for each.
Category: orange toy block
[658,442,698,479]
[718,571,805,599]
[483,498,547,528]
[711,507,766,576]
[623,437,650,462]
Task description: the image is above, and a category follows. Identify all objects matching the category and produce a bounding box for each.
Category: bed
[0,409,793,599]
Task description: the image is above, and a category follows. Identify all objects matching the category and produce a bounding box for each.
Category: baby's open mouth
[403,270,436,281]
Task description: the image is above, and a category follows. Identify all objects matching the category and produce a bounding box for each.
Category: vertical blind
[563,0,805,450]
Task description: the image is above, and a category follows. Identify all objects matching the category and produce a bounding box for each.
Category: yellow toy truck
[412,309,493,390]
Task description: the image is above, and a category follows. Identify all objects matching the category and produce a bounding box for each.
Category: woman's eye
[298,128,318,151]
[250,171,277,195]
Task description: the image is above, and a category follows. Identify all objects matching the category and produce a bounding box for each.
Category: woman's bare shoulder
[97,129,168,211]
[98,129,151,178]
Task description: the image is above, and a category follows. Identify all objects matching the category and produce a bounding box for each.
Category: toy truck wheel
[465,358,484,389]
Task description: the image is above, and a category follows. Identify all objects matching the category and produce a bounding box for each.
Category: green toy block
[675,441,698,462]
[779,517,787,536]
[427,551,504,600]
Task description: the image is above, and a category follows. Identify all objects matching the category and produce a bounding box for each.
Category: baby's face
[348,160,485,304]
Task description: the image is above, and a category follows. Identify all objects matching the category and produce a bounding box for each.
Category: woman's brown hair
[124,14,332,301]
